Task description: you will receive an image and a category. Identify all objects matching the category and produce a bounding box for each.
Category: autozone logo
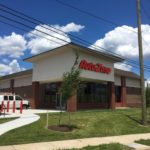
[79,59,112,74]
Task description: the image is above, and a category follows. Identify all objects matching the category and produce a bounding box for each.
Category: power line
[0,4,150,72]
[0,7,68,38]
[55,0,150,61]
[0,4,91,44]
[0,4,149,69]
[0,14,71,44]
[0,5,128,56]
[0,19,67,46]
[55,0,137,33]
[0,7,100,52]
[0,5,115,54]
[1,19,150,73]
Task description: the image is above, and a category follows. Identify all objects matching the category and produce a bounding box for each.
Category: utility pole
[136,0,147,125]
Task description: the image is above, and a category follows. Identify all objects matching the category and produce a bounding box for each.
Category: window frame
[15,95,22,101]
[4,96,8,101]
[9,96,14,101]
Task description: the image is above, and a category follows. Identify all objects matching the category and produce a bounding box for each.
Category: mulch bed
[48,124,77,132]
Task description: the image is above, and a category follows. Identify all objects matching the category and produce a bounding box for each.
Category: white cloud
[0,22,84,57]
[0,22,84,75]
[27,22,85,54]
[90,24,150,59]
[0,64,12,76]
[0,59,25,76]
[2,58,10,64]
[9,59,25,73]
[54,22,85,33]
[0,32,27,58]
[114,62,132,71]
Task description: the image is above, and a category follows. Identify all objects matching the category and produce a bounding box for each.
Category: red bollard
[1,101,4,112]
[13,101,15,113]
[7,101,9,112]
[20,100,23,114]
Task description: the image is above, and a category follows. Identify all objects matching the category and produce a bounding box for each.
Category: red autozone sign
[79,59,111,74]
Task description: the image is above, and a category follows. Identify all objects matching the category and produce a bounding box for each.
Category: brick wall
[126,87,141,107]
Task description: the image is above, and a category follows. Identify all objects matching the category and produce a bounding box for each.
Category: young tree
[59,53,81,126]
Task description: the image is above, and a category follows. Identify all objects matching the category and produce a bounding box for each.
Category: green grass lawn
[0,109,150,146]
[136,139,150,146]
[68,143,133,150]
[0,117,17,124]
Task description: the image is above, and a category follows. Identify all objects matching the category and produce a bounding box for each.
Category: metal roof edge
[0,69,33,81]
[24,42,124,62]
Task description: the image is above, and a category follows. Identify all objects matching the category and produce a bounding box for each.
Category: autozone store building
[0,43,142,111]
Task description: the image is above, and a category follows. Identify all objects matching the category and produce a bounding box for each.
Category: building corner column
[10,79,15,93]
[32,81,39,109]
[67,94,77,112]
[121,76,126,107]
[108,82,115,109]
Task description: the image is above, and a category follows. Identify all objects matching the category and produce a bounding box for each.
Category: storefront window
[77,82,108,104]
[45,83,59,102]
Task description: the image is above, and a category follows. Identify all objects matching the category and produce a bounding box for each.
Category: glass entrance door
[56,93,65,110]
[44,82,62,109]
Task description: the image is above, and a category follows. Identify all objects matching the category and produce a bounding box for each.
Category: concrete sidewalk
[0,133,150,150]
[0,109,61,135]
[0,114,40,135]
[0,109,61,118]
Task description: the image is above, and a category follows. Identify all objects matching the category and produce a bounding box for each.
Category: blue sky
[0,0,150,79]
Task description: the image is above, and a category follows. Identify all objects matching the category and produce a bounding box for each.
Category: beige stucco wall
[32,48,75,82]
[0,79,10,89]
[114,75,121,86]
[78,51,114,82]
[0,75,32,89]
[14,75,32,87]
[114,75,140,88]
[32,47,115,82]
[126,77,140,88]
